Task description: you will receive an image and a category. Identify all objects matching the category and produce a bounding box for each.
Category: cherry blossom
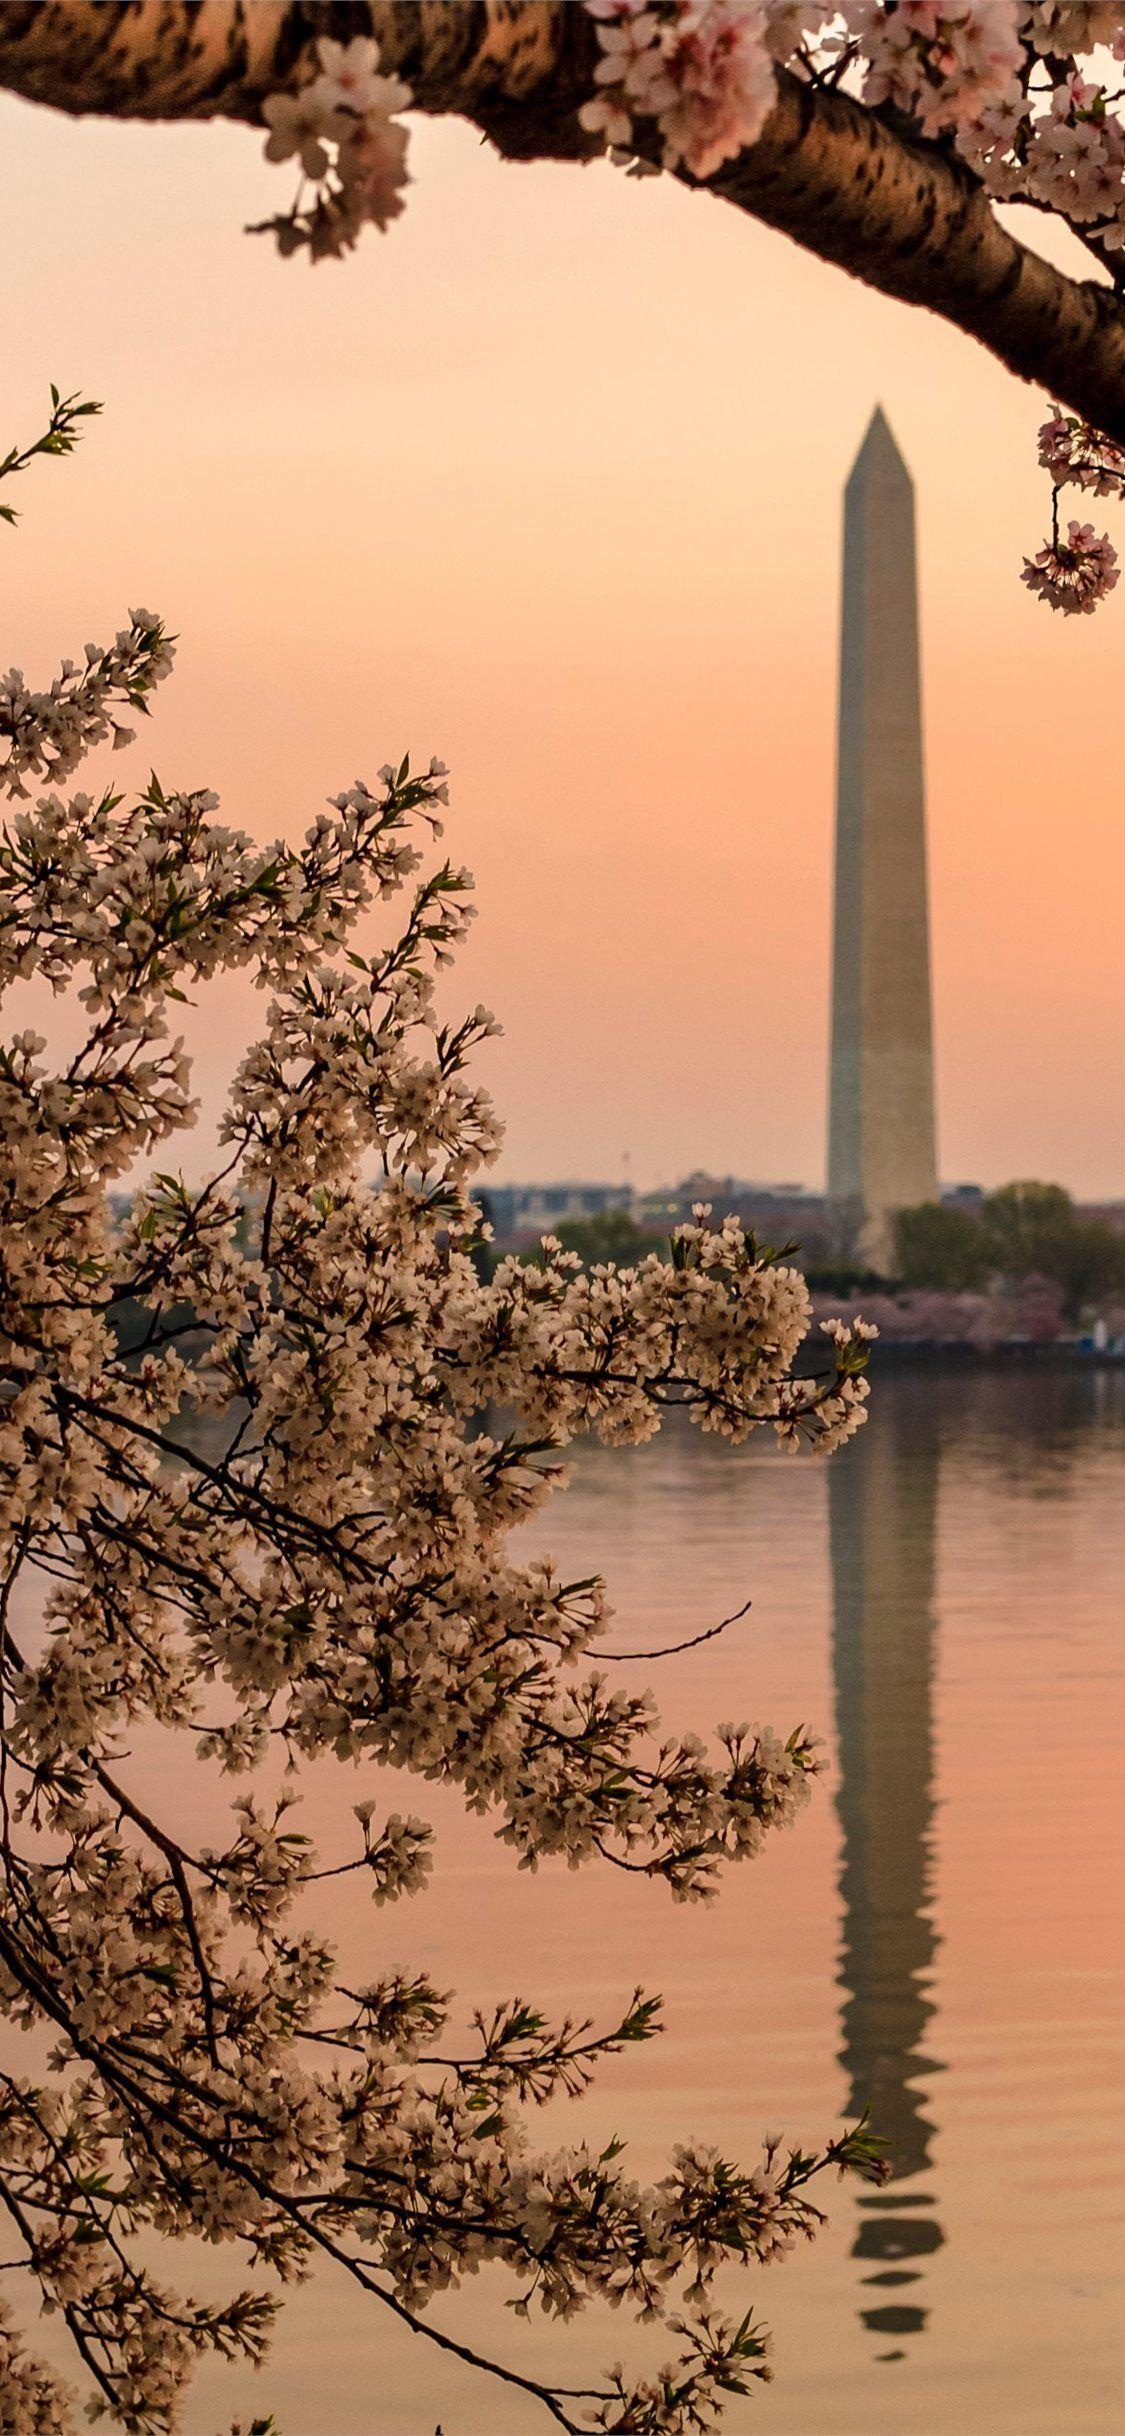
[254,32,413,260]
[1021,516,1120,612]
[1025,406,1125,610]
[260,88,331,182]
[0,418,883,2435]
[580,1,778,175]
[847,1,1024,136]
[1038,405,1125,499]
[309,35,409,121]
[662,1,779,175]
[0,610,173,800]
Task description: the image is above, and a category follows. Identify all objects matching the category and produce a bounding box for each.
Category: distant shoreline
[860,1340,1125,1368]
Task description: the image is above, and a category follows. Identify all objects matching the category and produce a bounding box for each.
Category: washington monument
[827,408,938,1272]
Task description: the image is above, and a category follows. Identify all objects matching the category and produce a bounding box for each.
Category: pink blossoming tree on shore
[5,4,1125,600]
[0,403,880,2435]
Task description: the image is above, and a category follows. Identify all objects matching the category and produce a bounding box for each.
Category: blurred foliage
[895,1181,1125,1318]
[894,1202,994,1292]
[803,1264,889,1297]
[555,1208,668,1265]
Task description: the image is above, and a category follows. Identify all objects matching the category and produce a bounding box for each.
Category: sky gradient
[4,95,1125,1196]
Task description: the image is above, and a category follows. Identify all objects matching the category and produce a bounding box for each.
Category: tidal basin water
[42,1369,1125,2433]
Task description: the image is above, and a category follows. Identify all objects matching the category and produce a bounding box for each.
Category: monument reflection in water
[830,1375,944,2358]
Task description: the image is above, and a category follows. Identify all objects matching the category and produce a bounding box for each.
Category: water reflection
[830,1376,944,2360]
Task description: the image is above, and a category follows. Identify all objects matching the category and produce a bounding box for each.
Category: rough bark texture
[4,1,1125,444]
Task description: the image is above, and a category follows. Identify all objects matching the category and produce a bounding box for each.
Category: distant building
[482,1181,633,1248]
[482,1175,840,1260]
[636,1174,835,1263]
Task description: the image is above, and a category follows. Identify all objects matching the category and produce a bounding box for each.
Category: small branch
[0,386,101,527]
[599,1595,751,1663]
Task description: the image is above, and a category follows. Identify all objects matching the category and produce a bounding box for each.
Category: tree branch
[3,9,1125,430]
[705,73,1125,449]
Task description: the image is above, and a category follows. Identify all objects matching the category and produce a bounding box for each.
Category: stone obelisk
[827,408,937,1272]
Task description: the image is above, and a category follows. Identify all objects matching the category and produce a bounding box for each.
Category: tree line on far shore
[547,1186,1125,1324]
[891,1182,1125,1317]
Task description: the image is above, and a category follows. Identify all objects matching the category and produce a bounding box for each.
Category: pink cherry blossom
[661,0,777,176]
[1022,518,1120,613]
[1038,406,1125,498]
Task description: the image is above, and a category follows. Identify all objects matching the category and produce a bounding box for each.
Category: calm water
[22,1371,1125,2432]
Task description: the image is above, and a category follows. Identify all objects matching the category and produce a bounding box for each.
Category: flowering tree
[0,407,880,2435]
[6,3,1125,605]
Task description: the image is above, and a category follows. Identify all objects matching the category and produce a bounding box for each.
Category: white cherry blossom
[256,32,413,260]
[0,424,882,2435]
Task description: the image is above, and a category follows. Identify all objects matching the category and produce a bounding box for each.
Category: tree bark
[5,1,1125,445]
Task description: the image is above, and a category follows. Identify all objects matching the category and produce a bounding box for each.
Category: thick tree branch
[4,2,1125,442]
[705,75,1125,449]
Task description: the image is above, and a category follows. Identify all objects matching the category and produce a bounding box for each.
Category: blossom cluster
[1021,404,1125,612]
[1038,406,1125,498]
[255,34,412,258]
[579,0,781,177]
[1022,514,1120,612]
[853,1,1025,134]
[1,608,173,795]
[955,13,1125,235]
[0,471,882,2428]
[577,3,1028,175]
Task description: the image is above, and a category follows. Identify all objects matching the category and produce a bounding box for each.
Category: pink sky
[4,96,1125,1196]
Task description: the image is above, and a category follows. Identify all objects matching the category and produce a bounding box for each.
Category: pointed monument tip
[847,404,912,488]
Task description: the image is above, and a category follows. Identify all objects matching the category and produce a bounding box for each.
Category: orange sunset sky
[4,92,1125,1198]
